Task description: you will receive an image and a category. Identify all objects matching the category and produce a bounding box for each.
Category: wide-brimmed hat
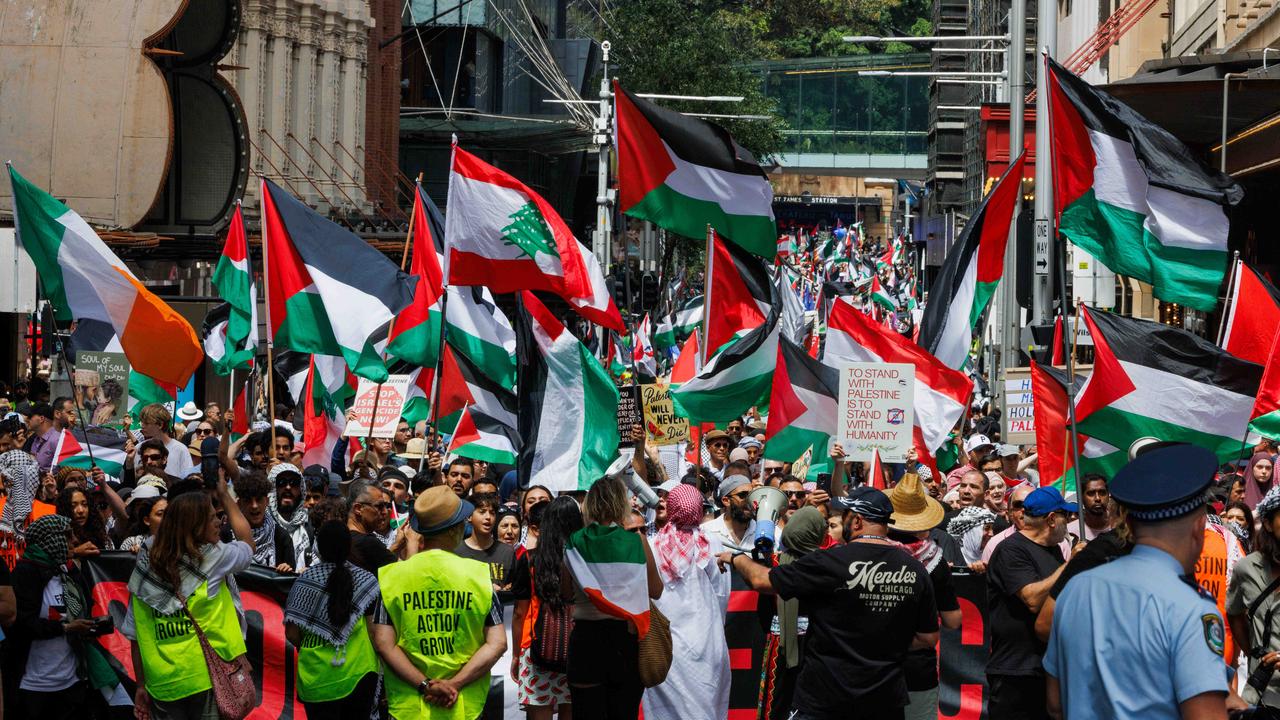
[176,401,203,422]
[396,437,430,461]
[410,485,474,535]
[888,472,946,532]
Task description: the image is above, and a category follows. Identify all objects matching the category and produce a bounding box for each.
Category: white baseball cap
[964,434,994,454]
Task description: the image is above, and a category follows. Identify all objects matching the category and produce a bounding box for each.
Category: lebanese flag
[7,164,203,388]
[445,145,623,331]
[824,299,972,461]
[706,231,773,358]
[614,82,775,259]
[1049,58,1241,312]
[516,291,619,493]
[208,203,258,374]
[387,184,446,367]
[918,152,1025,369]
[868,448,886,490]
[764,336,838,462]
[1221,259,1280,366]
[261,179,416,381]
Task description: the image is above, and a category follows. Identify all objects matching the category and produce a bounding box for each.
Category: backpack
[529,599,574,673]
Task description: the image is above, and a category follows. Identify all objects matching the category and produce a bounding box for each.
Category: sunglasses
[783,490,808,499]
[141,454,165,463]
[276,477,301,488]
[1010,501,1025,510]
[195,428,215,436]
[727,491,751,501]
[709,441,731,448]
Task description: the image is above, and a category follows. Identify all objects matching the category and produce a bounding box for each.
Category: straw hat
[888,471,945,532]
[410,485,474,535]
[396,437,431,461]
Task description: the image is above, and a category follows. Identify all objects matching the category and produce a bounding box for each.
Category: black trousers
[22,680,89,720]
[986,674,1050,720]
[566,619,643,720]
[301,671,379,720]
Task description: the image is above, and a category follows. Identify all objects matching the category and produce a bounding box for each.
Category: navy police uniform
[1043,444,1229,720]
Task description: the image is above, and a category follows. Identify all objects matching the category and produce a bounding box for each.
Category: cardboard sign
[74,351,130,428]
[616,384,643,447]
[640,383,688,446]
[345,375,410,438]
[1003,369,1036,444]
[837,362,915,462]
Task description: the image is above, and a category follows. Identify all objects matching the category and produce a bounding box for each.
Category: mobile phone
[816,472,832,493]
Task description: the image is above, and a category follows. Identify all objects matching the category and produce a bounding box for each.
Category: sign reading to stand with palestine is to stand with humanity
[837,362,915,462]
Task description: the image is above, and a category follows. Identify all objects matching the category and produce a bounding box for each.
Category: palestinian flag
[446,404,519,465]
[273,349,312,408]
[633,315,657,380]
[230,379,250,441]
[613,81,775,259]
[261,179,416,381]
[868,448,886,490]
[870,275,896,312]
[918,152,1025,370]
[1075,307,1262,462]
[446,285,517,389]
[673,295,703,340]
[778,267,808,346]
[763,336,838,462]
[1249,324,1280,439]
[672,313,779,424]
[445,145,622,331]
[1048,58,1242,312]
[653,314,677,355]
[669,332,699,389]
[1030,361,1125,493]
[301,357,347,469]
[706,231,773,358]
[565,524,651,637]
[516,291,619,493]
[435,343,517,436]
[387,184,446,367]
[824,299,972,461]
[1221,258,1280,366]
[53,427,128,477]
[8,164,203,387]
[606,333,629,379]
[208,203,258,374]
[399,364,434,427]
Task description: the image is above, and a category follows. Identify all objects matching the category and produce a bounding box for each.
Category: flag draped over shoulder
[208,203,258,374]
[565,524,651,637]
[445,146,622,331]
[516,291,619,494]
[1048,58,1241,312]
[613,81,775,259]
[917,153,1026,370]
[1075,307,1261,462]
[261,179,416,382]
[8,164,203,388]
[387,184,446,367]
[764,336,839,462]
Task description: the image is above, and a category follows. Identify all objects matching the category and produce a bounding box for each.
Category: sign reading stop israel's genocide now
[345,375,410,438]
[837,363,915,462]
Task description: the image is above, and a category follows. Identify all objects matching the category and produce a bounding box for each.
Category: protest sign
[74,351,130,428]
[1003,368,1036,444]
[616,384,643,447]
[836,362,915,462]
[640,383,688,445]
[344,375,410,438]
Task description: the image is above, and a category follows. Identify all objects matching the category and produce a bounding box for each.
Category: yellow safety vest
[133,580,246,702]
[378,549,493,720]
[296,615,380,703]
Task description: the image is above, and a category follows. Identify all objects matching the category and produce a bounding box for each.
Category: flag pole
[699,225,713,371]
[1216,251,1241,347]
[427,146,458,441]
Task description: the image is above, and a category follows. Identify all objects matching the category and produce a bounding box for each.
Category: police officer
[370,485,507,719]
[1043,444,1232,720]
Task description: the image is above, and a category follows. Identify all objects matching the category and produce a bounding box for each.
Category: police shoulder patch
[1203,613,1225,656]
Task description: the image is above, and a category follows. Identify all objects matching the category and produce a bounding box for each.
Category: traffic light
[639,273,659,314]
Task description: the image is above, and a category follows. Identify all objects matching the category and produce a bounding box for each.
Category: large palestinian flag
[672,313,779,424]
[1221,258,1280,367]
[516,291,619,493]
[917,152,1026,370]
[445,145,622,331]
[261,179,416,381]
[387,184,446,367]
[445,405,519,465]
[8,164,203,388]
[435,342,517,437]
[53,428,129,477]
[1075,307,1262,461]
[614,81,775,258]
[706,232,773,358]
[1048,58,1242,312]
[824,299,972,463]
[208,203,258,374]
[446,285,517,389]
[764,336,839,462]
[1030,361,1125,493]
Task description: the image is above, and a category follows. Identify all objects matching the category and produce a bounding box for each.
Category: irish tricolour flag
[516,291,619,494]
[8,164,204,388]
[565,524,651,637]
[1049,59,1242,312]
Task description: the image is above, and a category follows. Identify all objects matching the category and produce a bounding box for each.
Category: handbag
[530,599,574,673]
[637,602,673,688]
[181,601,256,720]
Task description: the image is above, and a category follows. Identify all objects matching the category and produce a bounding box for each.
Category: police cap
[1110,443,1217,522]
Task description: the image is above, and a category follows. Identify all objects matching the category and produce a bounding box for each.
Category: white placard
[837,362,915,462]
[344,375,410,438]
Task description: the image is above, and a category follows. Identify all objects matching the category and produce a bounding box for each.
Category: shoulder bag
[637,602,672,688]
[181,601,256,719]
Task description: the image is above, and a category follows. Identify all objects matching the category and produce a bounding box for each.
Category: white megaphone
[606,454,660,509]
[747,486,788,561]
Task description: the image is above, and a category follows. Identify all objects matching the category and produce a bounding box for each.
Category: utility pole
[593,41,614,274]
[1032,33,1056,323]
[999,0,1026,400]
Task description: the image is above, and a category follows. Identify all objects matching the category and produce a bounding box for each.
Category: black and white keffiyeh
[128,538,226,615]
[284,561,380,646]
[0,450,39,540]
[251,510,278,567]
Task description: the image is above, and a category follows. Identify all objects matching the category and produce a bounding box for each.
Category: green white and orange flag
[565,524,652,637]
[7,164,203,388]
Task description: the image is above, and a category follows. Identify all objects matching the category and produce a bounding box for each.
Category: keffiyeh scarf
[128,538,228,615]
[252,510,278,567]
[948,506,997,565]
[284,561,381,646]
[652,484,712,584]
[0,450,39,540]
[898,535,944,573]
[25,514,85,619]
[269,494,310,566]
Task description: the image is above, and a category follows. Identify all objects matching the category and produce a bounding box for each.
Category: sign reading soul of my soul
[345,375,410,438]
[837,362,915,462]
[640,383,689,446]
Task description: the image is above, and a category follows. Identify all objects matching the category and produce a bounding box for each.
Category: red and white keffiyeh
[652,483,712,584]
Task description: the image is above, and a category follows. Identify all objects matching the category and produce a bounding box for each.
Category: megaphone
[606,454,660,510]
[747,486,788,561]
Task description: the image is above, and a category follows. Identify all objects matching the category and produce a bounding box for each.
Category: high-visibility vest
[296,615,380,703]
[378,549,493,720]
[133,580,246,702]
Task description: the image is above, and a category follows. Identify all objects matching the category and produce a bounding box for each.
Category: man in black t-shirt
[985,486,1074,720]
[454,493,517,602]
[721,486,939,720]
[345,480,397,572]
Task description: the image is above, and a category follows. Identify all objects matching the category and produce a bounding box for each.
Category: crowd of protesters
[0,374,1270,720]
